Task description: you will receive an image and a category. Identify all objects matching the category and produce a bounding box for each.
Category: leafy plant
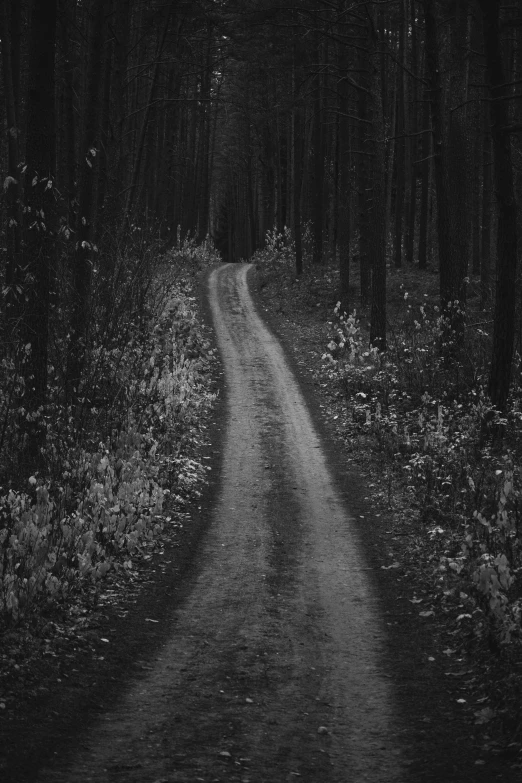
[323,296,522,653]
[0,242,218,627]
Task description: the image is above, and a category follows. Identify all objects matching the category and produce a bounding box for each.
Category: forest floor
[0,260,520,782]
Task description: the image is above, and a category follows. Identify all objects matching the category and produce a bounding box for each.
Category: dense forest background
[1,0,521,461]
[0,0,521,641]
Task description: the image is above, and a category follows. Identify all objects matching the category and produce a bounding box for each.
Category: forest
[0,0,522,753]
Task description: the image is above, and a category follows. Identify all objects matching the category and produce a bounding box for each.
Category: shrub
[0,243,218,626]
[323,299,522,653]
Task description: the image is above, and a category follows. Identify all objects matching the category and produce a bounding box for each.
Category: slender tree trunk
[0,0,22,316]
[124,1,175,228]
[446,0,472,322]
[418,93,431,270]
[338,58,351,311]
[471,133,482,276]
[68,0,105,394]
[480,101,492,307]
[293,104,304,277]
[96,25,113,240]
[112,0,131,220]
[424,0,457,330]
[480,0,519,410]
[22,0,58,468]
[312,36,324,265]
[59,0,77,229]
[405,0,417,267]
[369,13,387,351]
[357,78,371,306]
[394,10,405,269]
[197,27,213,242]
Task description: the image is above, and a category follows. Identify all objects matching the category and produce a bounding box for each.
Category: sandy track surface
[36,264,404,783]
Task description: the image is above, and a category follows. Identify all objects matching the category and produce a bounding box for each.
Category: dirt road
[36,263,405,783]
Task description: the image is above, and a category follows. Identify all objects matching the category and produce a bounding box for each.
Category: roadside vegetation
[0,240,220,631]
[254,231,522,764]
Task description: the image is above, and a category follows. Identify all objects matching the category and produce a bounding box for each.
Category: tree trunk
[338,56,351,312]
[480,101,492,308]
[424,0,458,334]
[369,22,387,351]
[393,9,405,269]
[418,93,431,270]
[21,0,58,467]
[357,79,371,306]
[405,0,417,267]
[68,0,105,394]
[124,1,175,228]
[96,22,113,240]
[446,0,472,322]
[312,37,324,265]
[480,0,519,410]
[59,0,77,229]
[0,0,22,318]
[293,104,304,277]
[111,0,131,221]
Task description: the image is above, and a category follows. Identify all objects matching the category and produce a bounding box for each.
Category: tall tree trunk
[197,26,213,242]
[480,100,492,308]
[357,74,371,306]
[418,92,431,270]
[0,0,22,317]
[22,0,58,468]
[393,9,405,269]
[405,0,417,267]
[338,55,351,311]
[424,0,458,334]
[446,0,472,324]
[124,1,175,228]
[68,0,105,394]
[59,0,77,229]
[293,104,304,277]
[369,12,387,351]
[292,21,304,277]
[471,136,481,277]
[96,22,113,240]
[480,0,519,410]
[112,0,131,221]
[312,36,324,265]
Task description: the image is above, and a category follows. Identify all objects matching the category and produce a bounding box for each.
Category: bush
[323,298,522,653]
[0,241,218,626]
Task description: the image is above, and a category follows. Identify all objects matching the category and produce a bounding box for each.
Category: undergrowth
[322,302,522,656]
[254,230,522,750]
[0,237,220,627]
[254,230,522,657]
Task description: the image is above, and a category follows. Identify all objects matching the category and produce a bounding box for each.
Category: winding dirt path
[37,264,405,783]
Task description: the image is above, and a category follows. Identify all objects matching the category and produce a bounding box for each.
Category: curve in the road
[36,263,404,783]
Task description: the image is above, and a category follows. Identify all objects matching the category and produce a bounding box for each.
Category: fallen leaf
[381,561,400,570]
[474,707,495,725]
